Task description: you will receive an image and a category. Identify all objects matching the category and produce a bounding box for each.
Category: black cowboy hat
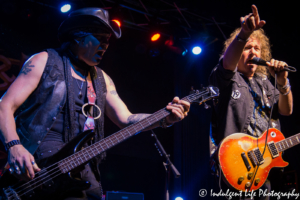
[58,7,121,42]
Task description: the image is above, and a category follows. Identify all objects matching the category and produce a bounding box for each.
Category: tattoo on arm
[20,61,35,75]
[127,114,151,125]
[110,90,117,95]
[110,90,121,99]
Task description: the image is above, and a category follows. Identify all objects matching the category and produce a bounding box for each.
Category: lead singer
[209,5,293,200]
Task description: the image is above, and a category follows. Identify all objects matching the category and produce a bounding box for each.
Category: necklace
[74,72,87,99]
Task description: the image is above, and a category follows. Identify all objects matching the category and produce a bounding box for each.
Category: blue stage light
[192,46,202,55]
[61,4,71,13]
[175,197,184,200]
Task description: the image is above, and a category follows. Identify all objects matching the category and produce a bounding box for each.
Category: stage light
[61,4,71,13]
[175,197,184,200]
[151,33,161,41]
[112,20,121,27]
[192,46,202,55]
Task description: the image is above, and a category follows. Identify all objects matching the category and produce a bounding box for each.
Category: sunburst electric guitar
[218,128,299,192]
[0,86,219,200]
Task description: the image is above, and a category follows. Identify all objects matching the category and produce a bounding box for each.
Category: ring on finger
[31,161,35,165]
[15,166,21,175]
[9,168,14,174]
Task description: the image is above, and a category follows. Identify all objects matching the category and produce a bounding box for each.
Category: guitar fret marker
[95,145,100,154]
[279,143,282,151]
[289,139,293,145]
[126,129,131,136]
[285,140,289,148]
[108,138,114,145]
[120,132,125,139]
[146,118,152,125]
[99,143,105,151]
[138,121,144,129]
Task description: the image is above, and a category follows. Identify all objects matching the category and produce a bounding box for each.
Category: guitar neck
[57,88,218,173]
[275,132,300,152]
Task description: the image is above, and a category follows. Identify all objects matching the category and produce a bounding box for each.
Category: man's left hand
[165,97,190,124]
[266,58,289,86]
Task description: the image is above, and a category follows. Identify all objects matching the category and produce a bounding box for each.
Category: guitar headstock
[189,86,219,105]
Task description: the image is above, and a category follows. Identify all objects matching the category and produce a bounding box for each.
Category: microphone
[251,57,297,72]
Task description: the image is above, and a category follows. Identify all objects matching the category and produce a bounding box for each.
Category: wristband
[5,140,21,151]
[279,86,291,96]
[236,35,249,43]
[277,78,290,90]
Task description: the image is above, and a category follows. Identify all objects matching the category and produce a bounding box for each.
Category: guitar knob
[238,176,244,184]
[255,178,260,184]
[245,182,251,188]
[238,176,244,182]
[248,172,253,179]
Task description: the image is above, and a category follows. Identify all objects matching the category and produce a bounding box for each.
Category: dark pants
[35,141,103,200]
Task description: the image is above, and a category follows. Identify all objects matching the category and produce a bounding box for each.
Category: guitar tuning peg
[203,102,211,109]
[190,86,195,94]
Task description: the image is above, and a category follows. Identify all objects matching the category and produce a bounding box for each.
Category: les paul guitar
[0,86,219,200]
[218,128,299,192]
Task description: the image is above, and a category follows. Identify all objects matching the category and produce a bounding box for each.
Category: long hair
[222,28,272,76]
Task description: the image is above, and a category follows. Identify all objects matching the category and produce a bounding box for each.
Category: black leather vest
[15,49,106,155]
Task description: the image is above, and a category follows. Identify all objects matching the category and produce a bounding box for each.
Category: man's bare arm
[0,52,47,179]
[103,72,190,130]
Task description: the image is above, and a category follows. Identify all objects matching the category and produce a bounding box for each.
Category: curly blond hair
[222,28,272,76]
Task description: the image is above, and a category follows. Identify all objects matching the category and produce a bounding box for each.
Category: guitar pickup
[268,141,279,158]
[249,147,265,165]
[241,152,251,171]
[247,151,257,166]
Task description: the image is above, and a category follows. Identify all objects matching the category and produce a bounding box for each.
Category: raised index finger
[251,5,260,23]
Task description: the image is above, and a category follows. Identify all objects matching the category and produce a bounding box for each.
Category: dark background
[0,0,300,199]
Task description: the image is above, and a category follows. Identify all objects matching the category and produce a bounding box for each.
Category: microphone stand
[151,130,180,200]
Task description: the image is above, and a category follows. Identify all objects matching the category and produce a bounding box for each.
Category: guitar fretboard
[275,133,300,152]
[58,108,170,173]
[56,88,218,173]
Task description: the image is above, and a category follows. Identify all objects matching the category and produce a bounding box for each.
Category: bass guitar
[0,86,219,200]
[218,128,298,192]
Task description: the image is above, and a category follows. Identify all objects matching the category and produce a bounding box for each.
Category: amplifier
[106,191,144,200]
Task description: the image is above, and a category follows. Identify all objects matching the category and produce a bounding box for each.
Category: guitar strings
[13,91,208,197]
[15,90,208,196]
[15,109,172,197]
[13,109,172,195]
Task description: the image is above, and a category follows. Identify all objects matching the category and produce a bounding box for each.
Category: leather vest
[15,49,106,155]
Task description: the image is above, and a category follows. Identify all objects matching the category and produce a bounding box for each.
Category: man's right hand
[240,5,266,36]
[8,145,40,180]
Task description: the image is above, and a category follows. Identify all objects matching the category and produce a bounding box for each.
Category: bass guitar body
[218,128,288,192]
[0,130,94,200]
